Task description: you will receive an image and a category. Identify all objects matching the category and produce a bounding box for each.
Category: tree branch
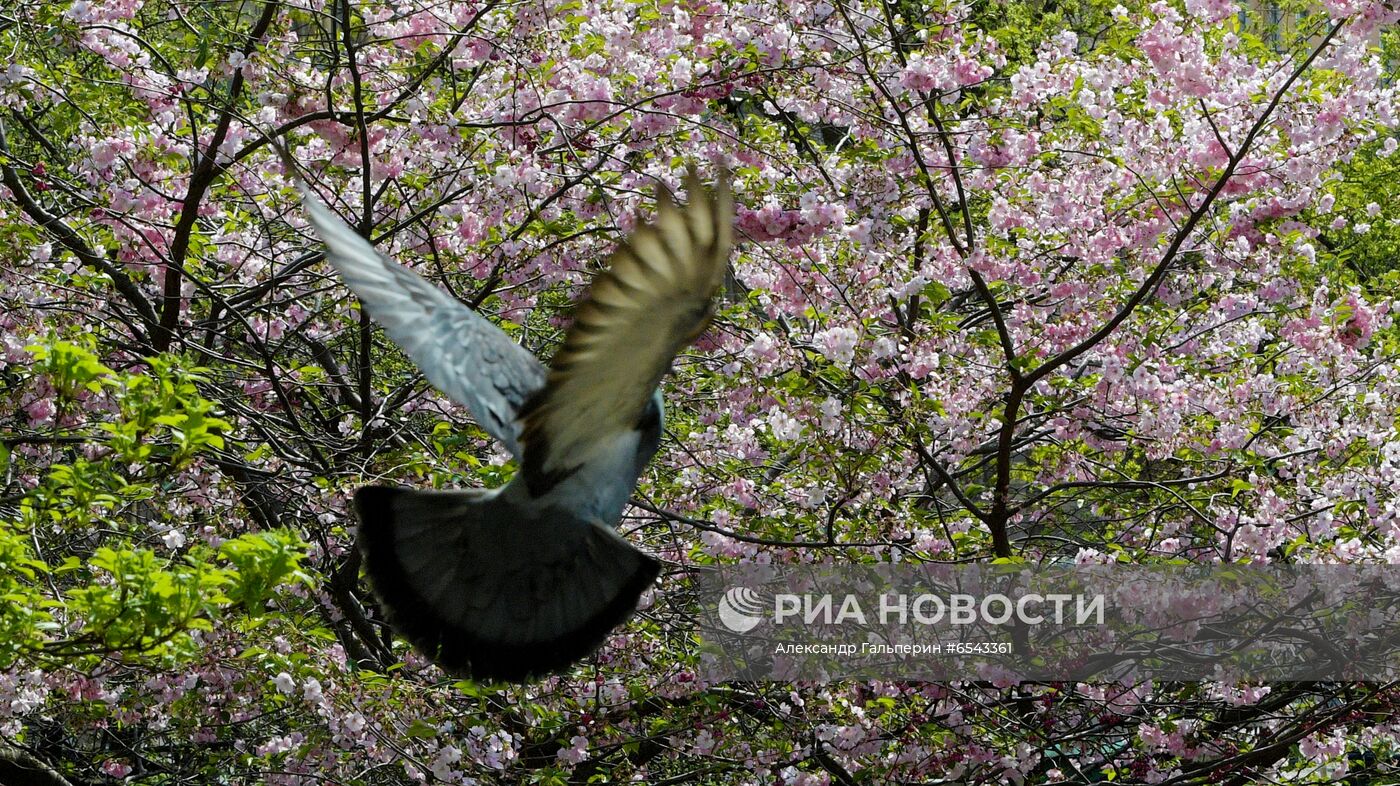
[155,0,280,352]
[1022,22,1343,388]
[0,746,77,786]
[0,119,158,346]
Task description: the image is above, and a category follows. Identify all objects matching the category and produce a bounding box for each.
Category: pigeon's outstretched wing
[298,190,547,457]
[518,170,734,496]
[307,170,734,682]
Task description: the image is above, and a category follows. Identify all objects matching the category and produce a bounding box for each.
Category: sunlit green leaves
[220,529,311,612]
[26,337,117,397]
[105,354,232,466]
[48,530,307,663]
[6,339,308,666]
[60,546,230,658]
[0,521,52,669]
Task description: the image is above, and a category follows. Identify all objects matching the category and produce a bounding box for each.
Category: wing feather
[298,189,548,457]
[519,170,734,494]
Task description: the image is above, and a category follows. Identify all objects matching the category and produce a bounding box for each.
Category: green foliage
[26,337,117,397]
[52,530,308,661]
[26,339,231,470]
[6,338,308,666]
[60,546,231,658]
[1315,136,1400,286]
[0,521,52,669]
[17,340,231,532]
[101,354,233,467]
[54,526,309,661]
[966,0,1119,68]
[21,457,146,531]
[220,529,312,612]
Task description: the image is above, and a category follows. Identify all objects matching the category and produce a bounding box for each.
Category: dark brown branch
[155,0,280,352]
[0,120,158,345]
[0,745,77,786]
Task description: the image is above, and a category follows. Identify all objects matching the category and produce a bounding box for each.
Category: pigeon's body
[297,171,732,681]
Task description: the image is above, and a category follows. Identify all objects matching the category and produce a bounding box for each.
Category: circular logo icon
[718,586,765,633]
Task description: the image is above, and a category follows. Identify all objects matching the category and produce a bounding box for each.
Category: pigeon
[296,170,733,681]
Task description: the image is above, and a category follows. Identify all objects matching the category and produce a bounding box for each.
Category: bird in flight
[296,169,733,682]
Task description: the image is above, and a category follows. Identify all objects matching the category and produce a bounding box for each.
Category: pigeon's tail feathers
[354,485,660,682]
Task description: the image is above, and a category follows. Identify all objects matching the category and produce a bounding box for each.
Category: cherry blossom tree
[1,0,1398,781]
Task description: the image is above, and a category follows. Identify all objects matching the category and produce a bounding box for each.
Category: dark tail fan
[354,485,660,682]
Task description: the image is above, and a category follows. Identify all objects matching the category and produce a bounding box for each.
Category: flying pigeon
[297,170,733,681]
